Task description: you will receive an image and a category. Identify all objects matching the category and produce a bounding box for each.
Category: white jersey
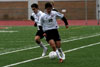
[31,10,44,30]
[39,11,64,31]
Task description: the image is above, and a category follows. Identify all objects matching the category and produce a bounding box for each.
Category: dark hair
[31,3,38,8]
[45,2,52,9]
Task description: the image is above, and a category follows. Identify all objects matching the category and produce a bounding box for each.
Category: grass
[0,26,100,67]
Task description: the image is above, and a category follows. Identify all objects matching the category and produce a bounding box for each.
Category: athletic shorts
[45,29,61,42]
[36,30,44,39]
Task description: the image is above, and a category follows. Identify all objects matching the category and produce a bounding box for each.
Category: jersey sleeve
[54,11,68,25]
[30,13,34,21]
[55,11,64,18]
[30,15,34,21]
[31,13,38,23]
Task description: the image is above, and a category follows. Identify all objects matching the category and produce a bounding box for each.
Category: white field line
[62,33,100,43]
[0,33,100,56]
[0,31,18,33]
[3,42,100,67]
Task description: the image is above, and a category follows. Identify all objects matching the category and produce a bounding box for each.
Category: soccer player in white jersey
[39,2,69,62]
[30,3,47,57]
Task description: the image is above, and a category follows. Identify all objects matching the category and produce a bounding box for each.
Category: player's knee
[35,38,39,41]
[49,43,56,48]
[35,36,40,41]
[35,37,40,43]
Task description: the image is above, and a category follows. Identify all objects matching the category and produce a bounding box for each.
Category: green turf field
[0,26,100,67]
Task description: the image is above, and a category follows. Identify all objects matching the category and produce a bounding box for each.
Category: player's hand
[65,25,69,29]
[34,23,37,27]
[43,33,46,37]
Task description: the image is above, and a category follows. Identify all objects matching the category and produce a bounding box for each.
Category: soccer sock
[38,42,47,56]
[57,48,64,57]
[56,50,61,59]
[39,42,47,49]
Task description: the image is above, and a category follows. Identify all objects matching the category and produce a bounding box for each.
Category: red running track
[0,20,99,26]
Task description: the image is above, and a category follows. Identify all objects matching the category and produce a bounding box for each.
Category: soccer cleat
[59,59,63,63]
[62,53,65,60]
[42,47,48,57]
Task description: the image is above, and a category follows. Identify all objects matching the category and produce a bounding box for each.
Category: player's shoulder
[39,13,46,20]
[38,10,44,16]
[38,10,43,14]
[41,13,46,17]
[31,12,35,16]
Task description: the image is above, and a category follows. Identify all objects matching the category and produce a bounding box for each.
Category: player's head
[31,3,39,14]
[45,2,52,14]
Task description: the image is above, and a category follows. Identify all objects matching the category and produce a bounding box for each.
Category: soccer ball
[49,51,57,59]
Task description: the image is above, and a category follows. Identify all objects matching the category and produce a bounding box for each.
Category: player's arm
[55,11,69,28]
[61,17,69,29]
[30,15,34,21]
[39,25,47,37]
[39,26,43,31]
[30,16,37,27]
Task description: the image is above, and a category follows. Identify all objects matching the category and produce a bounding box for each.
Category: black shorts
[36,30,44,39]
[45,29,61,42]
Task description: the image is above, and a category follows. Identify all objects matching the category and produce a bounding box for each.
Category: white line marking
[0,46,41,56]
[0,31,18,33]
[62,33,100,43]
[0,33,100,56]
[3,42,100,67]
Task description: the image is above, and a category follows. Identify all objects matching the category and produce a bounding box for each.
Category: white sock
[39,42,47,49]
[57,48,65,57]
[56,50,61,59]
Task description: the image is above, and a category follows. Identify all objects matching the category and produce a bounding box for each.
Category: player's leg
[54,29,65,61]
[35,35,45,48]
[35,31,47,56]
[48,39,61,59]
[48,39,56,51]
[46,29,62,61]
[55,41,65,60]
